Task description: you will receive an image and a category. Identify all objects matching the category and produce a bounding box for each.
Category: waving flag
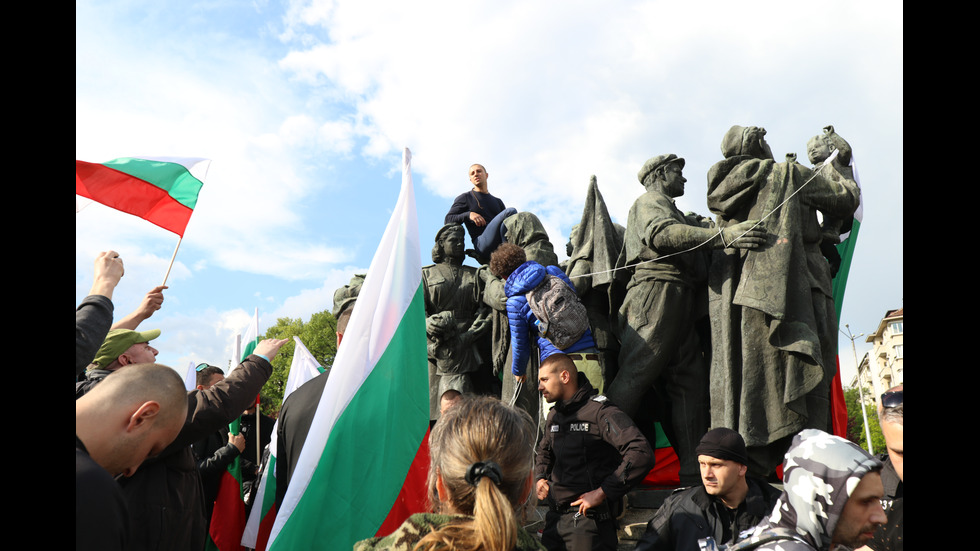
[242,336,326,550]
[267,148,429,550]
[75,156,209,236]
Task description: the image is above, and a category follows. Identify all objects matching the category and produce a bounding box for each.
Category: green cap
[92,328,161,368]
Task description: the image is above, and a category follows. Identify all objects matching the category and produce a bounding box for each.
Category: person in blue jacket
[489,243,598,386]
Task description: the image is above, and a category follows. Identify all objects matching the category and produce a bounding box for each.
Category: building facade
[851,307,903,402]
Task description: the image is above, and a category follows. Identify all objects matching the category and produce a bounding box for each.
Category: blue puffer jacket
[504,261,596,376]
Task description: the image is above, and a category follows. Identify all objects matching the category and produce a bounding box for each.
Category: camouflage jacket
[354,513,545,551]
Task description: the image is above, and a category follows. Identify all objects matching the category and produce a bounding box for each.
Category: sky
[76,0,902,384]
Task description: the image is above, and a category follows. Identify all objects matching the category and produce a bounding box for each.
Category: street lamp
[842,323,872,454]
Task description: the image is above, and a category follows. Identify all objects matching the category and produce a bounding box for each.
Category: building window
[893,344,903,359]
[888,321,903,335]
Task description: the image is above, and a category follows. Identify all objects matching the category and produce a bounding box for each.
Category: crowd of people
[77,152,898,551]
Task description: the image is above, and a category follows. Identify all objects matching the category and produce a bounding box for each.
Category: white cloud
[77,0,901,390]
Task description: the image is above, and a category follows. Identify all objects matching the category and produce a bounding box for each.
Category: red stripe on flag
[253,504,277,551]
[76,160,193,236]
[642,446,680,486]
[830,355,848,437]
[374,428,431,537]
[209,470,247,551]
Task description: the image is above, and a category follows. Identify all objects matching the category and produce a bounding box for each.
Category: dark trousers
[541,509,618,551]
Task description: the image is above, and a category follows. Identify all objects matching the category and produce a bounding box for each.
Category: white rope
[567,150,839,280]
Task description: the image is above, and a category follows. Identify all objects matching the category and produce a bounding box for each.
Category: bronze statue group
[409,124,868,550]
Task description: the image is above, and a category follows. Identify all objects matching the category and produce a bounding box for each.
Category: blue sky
[76,0,902,383]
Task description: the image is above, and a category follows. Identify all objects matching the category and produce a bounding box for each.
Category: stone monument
[607,153,765,484]
[705,125,860,476]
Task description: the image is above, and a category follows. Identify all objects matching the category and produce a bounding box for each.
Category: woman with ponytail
[355,395,544,551]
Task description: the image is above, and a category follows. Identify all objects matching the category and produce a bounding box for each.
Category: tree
[843,386,886,454]
[258,310,338,416]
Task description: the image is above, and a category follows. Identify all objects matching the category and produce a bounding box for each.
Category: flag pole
[162,236,183,286]
[256,396,261,472]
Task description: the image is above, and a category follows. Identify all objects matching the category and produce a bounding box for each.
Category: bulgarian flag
[642,423,680,486]
[267,148,430,550]
[241,336,326,550]
[75,156,209,236]
[207,309,261,551]
[830,152,864,437]
[208,416,248,551]
[240,309,260,361]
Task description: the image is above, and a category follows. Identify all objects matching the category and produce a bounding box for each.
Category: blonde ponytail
[414,396,535,551]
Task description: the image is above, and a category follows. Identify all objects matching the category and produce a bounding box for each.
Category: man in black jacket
[76,363,188,551]
[635,427,781,551]
[79,333,288,551]
[191,365,247,526]
[535,353,654,550]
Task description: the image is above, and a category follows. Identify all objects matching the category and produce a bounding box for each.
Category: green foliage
[258,310,338,417]
[843,387,886,454]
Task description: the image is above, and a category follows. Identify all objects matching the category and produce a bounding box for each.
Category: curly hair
[488,243,526,280]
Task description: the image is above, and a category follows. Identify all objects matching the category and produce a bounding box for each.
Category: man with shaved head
[76,363,188,550]
[535,353,653,550]
[444,163,517,262]
[76,332,287,551]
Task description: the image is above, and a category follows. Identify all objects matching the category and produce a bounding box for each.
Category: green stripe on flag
[832,219,861,321]
[270,286,428,550]
[102,157,204,209]
[241,340,258,362]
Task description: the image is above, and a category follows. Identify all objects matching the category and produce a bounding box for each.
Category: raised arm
[112,285,168,331]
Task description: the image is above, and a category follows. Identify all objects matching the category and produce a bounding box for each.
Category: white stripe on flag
[241,336,325,548]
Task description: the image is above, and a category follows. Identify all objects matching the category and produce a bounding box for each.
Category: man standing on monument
[606,154,764,484]
[706,126,860,476]
[444,163,517,262]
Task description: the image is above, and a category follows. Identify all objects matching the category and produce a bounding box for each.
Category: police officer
[535,353,654,551]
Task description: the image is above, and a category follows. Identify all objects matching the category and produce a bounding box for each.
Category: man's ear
[560,368,571,384]
[126,401,161,433]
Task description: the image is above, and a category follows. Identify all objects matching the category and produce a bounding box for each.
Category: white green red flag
[241,336,325,550]
[75,156,209,236]
[830,152,863,437]
[207,416,247,551]
[267,148,429,550]
[183,360,198,391]
[206,308,261,551]
[239,309,260,361]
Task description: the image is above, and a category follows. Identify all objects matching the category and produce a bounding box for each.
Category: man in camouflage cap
[742,429,887,551]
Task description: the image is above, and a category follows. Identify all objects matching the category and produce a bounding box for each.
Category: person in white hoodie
[732,429,887,551]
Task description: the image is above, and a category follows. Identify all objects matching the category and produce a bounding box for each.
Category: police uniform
[535,372,654,551]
